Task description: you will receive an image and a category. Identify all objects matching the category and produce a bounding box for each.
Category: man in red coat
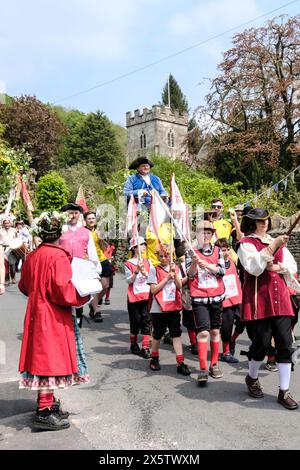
[18,211,90,431]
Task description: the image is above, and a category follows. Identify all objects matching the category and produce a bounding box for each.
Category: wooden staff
[286,212,300,236]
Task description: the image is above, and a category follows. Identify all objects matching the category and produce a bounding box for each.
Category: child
[147,244,191,376]
[186,221,225,385]
[179,261,198,355]
[124,237,152,358]
[215,238,244,364]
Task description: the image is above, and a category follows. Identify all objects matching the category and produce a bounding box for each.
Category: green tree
[57,110,124,181]
[58,162,104,208]
[161,74,188,114]
[0,95,66,175]
[36,172,69,211]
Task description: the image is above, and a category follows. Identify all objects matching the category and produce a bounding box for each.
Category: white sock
[248,360,263,379]
[278,363,291,391]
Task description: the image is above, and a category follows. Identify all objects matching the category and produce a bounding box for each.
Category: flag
[126,194,138,237]
[149,190,168,239]
[170,173,185,212]
[75,185,89,212]
[273,183,279,193]
[182,204,191,242]
[283,178,288,190]
[4,187,16,216]
[267,188,272,199]
[21,177,34,211]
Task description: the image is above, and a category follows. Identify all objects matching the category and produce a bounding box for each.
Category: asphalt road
[1,274,300,450]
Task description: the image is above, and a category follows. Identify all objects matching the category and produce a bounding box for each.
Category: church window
[140,131,146,148]
[168,129,175,147]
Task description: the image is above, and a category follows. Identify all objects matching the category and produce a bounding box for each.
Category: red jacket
[154,265,182,312]
[223,260,242,308]
[125,259,151,303]
[18,243,90,376]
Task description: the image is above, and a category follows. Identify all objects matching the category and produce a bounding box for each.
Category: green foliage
[55,109,124,181]
[58,162,104,208]
[0,95,66,175]
[111,123,127,156]
[161,74,188,114]
[36,172,69,211]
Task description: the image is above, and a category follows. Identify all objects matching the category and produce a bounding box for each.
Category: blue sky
[1,0,299,126]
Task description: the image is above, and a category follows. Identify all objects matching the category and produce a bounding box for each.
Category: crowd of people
[1,156,300,433]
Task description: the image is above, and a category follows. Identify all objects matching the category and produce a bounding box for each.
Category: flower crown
[31,211,68,237]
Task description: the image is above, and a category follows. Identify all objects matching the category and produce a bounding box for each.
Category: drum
[9,239,28,260]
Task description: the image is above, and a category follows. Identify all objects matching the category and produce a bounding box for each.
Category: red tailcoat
[18,243,89,376]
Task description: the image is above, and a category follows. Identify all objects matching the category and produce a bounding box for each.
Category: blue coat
[123,173,168,207]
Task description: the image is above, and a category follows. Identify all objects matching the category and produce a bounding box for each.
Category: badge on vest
[197,268,218,289]
[163,281,176,302]
[223,274,238,298]
[133,274,150,295]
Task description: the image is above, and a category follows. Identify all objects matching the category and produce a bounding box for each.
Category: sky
[0,0,299,126]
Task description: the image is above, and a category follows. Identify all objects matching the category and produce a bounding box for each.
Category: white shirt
[237,234,297,277]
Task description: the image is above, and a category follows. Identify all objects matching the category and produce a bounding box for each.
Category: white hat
[129,236,146,250]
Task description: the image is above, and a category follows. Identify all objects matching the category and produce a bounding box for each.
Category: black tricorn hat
[240,208,271,234]
[61,203,83,213]
[128,157,154,170]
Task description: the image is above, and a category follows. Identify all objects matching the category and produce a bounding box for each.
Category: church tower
[126,104,188,162]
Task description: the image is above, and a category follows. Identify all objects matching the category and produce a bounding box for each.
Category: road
[1,274,300,450]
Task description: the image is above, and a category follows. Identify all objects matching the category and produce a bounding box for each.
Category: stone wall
[269,229,300,269]
[126,105,188,161]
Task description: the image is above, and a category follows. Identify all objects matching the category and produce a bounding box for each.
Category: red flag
[21,177,34,211]
[76,185,89,212]
[126,194,138,237]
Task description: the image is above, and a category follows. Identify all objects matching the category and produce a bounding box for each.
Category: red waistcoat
[188,247,225,298]
[125,259,151,303]
[154,265,182,312]
[239,237,294,321]
[223,260,242,308]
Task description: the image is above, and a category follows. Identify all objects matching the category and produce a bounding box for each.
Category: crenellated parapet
[126,104,188,127]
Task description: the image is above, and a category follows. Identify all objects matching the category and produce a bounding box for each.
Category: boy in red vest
[215,238,244,363]
[147,244,191,376]
[186,221,225,385]
[124,237,152,358]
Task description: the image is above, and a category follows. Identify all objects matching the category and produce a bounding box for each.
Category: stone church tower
[126,105,188,162]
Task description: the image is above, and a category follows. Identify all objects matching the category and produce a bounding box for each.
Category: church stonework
[126,105,188,162]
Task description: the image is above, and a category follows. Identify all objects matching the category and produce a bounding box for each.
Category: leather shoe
[245,374,264,398]
[140,347,151,359]
[278,389,299,410]
[34,408,70,431]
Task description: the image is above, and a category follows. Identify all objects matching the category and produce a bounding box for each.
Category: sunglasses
[211,204,222,209]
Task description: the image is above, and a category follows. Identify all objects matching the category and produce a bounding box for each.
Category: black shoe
[197,370,208,386]
[94,311,103,323]
[98,298,103,305]
[130,343,141,355]
[177,362,191,376]
[150,357,161,371]
[104,299,110,305]
[140,347,151,359]
[52,399,69,419]
[34,408,70,431]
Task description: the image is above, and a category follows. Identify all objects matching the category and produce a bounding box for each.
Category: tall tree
[200,15,300,188]
[161,74,189,114]
[59,110,123,182]
[0,95,65,175]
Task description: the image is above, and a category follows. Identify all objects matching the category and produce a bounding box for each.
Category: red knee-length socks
[210,341,220,366]
[197,341,208,370]
[142,335,149,349]
[37,392,54,410]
